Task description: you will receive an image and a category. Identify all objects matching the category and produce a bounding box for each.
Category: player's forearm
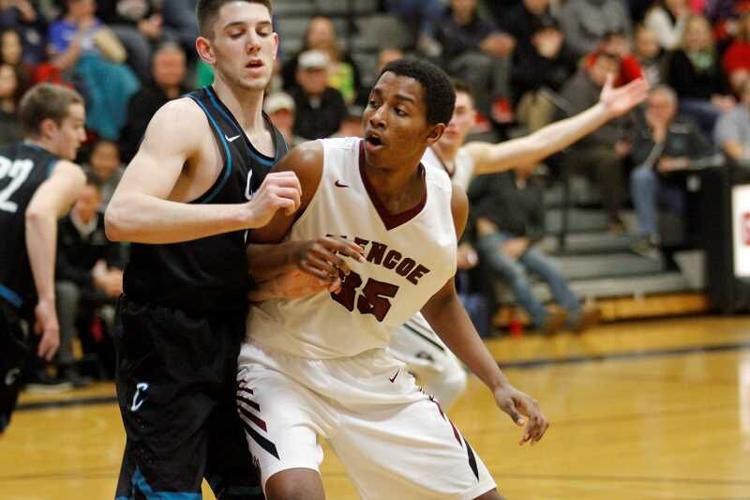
[525,102,611,161]
[25,210,58,303]
[422,292,511,392]
[105,193,251,244]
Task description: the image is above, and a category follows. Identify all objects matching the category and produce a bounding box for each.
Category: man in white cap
[291,49,348,139]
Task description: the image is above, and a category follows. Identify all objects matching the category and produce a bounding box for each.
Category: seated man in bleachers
[290,49,347,139]
[714,80,750,163]
[470,162,600,334]
[630,85,714,256]
[55,175,126,386]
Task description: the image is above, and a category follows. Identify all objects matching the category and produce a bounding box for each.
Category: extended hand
[599,75,650,118]
[494,384,549,445]
[34,299,60,361]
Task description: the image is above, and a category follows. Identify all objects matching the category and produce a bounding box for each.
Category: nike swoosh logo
[226,134,241,142]
[389,370,399,383]
[335,180,349,188]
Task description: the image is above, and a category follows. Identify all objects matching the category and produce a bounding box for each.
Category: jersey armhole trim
[286,139,327,233]
[188,96,233,204]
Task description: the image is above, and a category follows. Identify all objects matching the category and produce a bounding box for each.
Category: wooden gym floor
[2,316,750,499]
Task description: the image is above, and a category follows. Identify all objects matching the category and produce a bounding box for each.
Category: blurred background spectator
[281,16,362,105]
[264,90,302,147]
[665,14,734,135]
[722,11,750,96]
[644,0,690,51]
[0,63,22,145]
[436,0,514,123]
[85,139,124,208]
[714,79,750,161]
[290,49,347,140]
[629,85,714,255]
[559,51,631,232]
[48,0,140,139]
[633,24,667,86]
[559,0,632,58]
[120,41,187,161]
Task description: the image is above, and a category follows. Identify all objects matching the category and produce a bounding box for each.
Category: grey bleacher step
[545,208,611,233]
[314,0,379,15]
[543,178,602,208]
[495,272,693,303]
[539,232,634,254]
[273,0,315,16]
[549,252,664,280]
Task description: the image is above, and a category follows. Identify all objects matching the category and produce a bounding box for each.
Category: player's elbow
[104,200,129,241]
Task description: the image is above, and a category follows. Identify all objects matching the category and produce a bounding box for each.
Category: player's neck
[362,158,424,210]
[211,79,265,133]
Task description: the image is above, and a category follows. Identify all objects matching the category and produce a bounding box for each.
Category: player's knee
[264,469,324,500]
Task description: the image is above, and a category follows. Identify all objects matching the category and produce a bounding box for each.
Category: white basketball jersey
[422,146,475,192]
[248,137,457,358]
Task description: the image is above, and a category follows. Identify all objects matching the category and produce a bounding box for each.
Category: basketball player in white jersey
[238,58,547,499]
[391,76,649,408]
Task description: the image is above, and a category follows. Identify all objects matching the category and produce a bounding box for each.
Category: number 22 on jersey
[0,157,34,213]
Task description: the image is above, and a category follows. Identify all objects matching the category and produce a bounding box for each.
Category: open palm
[599,74,650,118]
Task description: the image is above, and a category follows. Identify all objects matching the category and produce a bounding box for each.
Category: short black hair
[196,0,272,38]
[377,58,455,125]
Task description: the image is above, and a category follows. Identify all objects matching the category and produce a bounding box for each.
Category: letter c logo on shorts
[4,368,20,386]
[130,382,149,412]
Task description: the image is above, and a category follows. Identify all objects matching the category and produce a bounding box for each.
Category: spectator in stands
[85,139,123,207]
[1,29,30,91]
[263,91,302,147]
[290,49,347,140]
[97,0,165,82]
[383,0,444,57]
[586,30,643,86]
[435,0,515,123]
[723,11,750,96]
[471,161,600,334]
[160,0,197,56]
[559,0,632,58]
[55,175,125,386]
[501,0,558,54]
[511,16,577,132]
[714,79,750,161]
[644,0,690,50]
[336,105,364,138]
[281,16,362,105]
[120,42,187,161]
[559,51,631,232]
[0,0,47,64]
[665,14,735,135]
[48,0,140,139]
[0,63,22,145]
[630,85,714,255]
[633,24,667,86]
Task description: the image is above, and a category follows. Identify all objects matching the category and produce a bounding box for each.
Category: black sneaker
[25,370,73,393]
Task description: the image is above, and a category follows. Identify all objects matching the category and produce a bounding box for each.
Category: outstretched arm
[421,185,548,444]
[464,76,649,175]
[105,98,301,244]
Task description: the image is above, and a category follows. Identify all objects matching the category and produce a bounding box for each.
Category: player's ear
[425,123,446,146]
[195,36,215,65]
[38,117,58,140]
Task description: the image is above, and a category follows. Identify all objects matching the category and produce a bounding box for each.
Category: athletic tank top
[0,143,59,316]
[422,146,475,192]
[123,86,288,312]
[248,137,457,358]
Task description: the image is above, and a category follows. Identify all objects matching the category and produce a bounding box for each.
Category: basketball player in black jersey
[0,83,86,434]
[105,1,360,498]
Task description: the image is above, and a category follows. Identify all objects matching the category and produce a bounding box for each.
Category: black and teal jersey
[123,86,289,312]
[0,143,59,317]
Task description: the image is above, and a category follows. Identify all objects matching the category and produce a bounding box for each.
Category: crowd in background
[3,0,750,388]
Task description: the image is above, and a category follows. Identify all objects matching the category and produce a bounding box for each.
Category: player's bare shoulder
[140,97,211,156]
